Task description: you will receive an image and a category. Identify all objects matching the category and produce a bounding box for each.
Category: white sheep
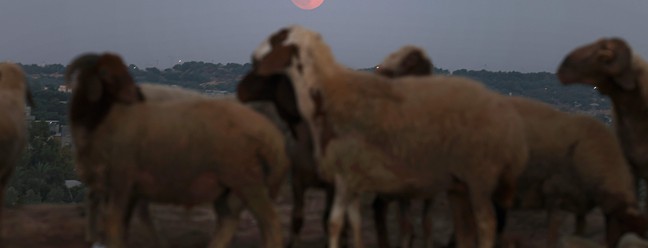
[66,53,290,248]
[0,62,31,244]
[237,25,529,248]
[377,45,647,247]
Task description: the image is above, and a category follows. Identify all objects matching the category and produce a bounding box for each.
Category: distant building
[57,84,72,93]
[60,125,72,147]
[35,120,73,148]
[24,106,35,124]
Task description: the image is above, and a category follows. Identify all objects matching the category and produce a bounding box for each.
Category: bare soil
[2,185,607,248]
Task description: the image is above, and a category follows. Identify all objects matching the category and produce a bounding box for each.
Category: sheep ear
[257,45,298,76]
[601,39,635,90]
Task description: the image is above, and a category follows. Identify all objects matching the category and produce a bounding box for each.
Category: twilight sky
[1,0,647,72]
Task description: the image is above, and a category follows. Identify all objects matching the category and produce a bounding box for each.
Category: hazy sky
[1,0,647,72]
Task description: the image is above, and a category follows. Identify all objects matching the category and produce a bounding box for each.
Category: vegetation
[5,121,81,206]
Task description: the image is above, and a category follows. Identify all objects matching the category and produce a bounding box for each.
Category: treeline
[23,62,610,125]
[127,61,252,92]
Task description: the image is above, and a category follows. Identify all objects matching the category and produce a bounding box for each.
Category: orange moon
[291,0,324,10]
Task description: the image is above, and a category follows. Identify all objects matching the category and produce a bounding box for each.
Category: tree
[5,121,79,206]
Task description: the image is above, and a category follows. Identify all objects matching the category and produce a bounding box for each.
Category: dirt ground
[2,185,608,248]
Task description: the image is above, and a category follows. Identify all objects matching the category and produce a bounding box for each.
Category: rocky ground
[3,185,607,248]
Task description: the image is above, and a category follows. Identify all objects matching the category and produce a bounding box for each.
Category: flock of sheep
[1,25,648,248]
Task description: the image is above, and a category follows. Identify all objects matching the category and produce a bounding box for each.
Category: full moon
[291,0,324,10]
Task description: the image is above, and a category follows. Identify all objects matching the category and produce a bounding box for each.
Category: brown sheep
[237,25,529,248]
[557,38,648,209]
[0,62,32,244]
[76,83,211,246]
[135,83,335,248]
[378,45,648,247]
[375,45,433,78]
[66,53,290,248]
[372,45,436,248]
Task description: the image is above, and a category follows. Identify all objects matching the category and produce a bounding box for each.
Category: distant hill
[19,62,612,125]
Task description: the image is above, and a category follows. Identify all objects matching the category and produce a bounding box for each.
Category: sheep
[377,46,648,247]
[0,62,31,244]
[237,25,529,248]
[136,82,334,248]
[144,82,333,247]
[66,53,290,248]
[77,82,212,246]
[375,45,433,78]
[371,45,436,248]
[508,96,646,247]
[557,38,648,210]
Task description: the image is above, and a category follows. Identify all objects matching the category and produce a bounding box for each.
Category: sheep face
[66,53,142,131]
[375,46,432,78]
[557,38,635,92]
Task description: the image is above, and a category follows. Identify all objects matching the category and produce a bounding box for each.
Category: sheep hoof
[91,242,107,248]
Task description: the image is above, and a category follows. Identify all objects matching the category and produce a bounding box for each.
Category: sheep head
[66,53,142,131]
[237,26,336,144]
[375,45,432,78]
[0,62,34,107]
[557,38,635,92]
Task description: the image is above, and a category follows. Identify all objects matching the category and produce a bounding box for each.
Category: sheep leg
[372,196,391,248]
[0,170,8,245]
[85,188,103,243]
[325,185,351,247]
[288,175,306,248]
[422,199,435,248]
[398,198,414,248]
[347,194,364,248]
[546,208,565,247]
[238,186,283,248]
[636,176,646,212]
[574,214,586,236]
[328,175,353,248]
[208,193,244,248]
[447,188,477,248]
[104,186,133,248]
[470,191,496,248]
[135,201,166,248]
[644,179,648,214]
